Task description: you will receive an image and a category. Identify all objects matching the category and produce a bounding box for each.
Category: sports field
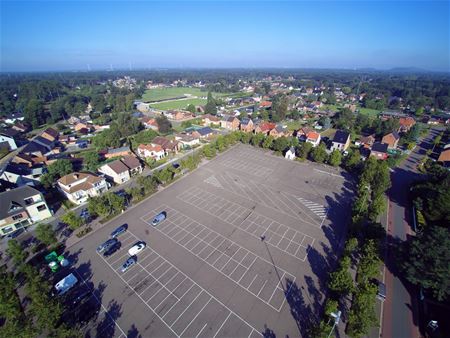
[142,87,209,102]
[150,98,207,111]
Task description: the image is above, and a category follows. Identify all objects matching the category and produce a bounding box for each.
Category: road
[381,127,442,338]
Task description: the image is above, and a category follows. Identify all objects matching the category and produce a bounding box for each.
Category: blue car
[151,212,166,226]
[121,256,137,273]
[111,224,127,238]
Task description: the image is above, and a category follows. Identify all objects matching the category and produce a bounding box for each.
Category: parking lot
[67,144,353,337]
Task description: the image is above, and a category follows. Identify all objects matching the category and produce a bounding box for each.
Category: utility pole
[327,310,341,338]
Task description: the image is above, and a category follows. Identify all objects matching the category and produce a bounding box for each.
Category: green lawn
[285,120,305,131]
[320,128,336,138]
[142,87,208,102]
[149,98,207,110]
[357,107,381,117]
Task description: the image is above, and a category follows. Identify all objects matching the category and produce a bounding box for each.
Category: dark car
[172,163,180,169]
[7,228,25,239]
[103,241,121,257]
[62,228,73,238]
[121,256,137,273]
[111,224,128,238]
[96,238,118,253]
[70,287,91,306]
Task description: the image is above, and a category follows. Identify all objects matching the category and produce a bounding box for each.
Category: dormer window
[24,197,34,205]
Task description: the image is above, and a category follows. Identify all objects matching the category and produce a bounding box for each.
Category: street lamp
[260,235,286,294]
[327,310,341,338]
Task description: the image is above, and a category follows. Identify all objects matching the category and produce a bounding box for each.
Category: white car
[128,241,146,256]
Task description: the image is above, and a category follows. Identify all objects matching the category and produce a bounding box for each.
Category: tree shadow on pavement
[285,278,319,337]
[95,299,123,338]
[127,324,142,338]
[262,324,277,338]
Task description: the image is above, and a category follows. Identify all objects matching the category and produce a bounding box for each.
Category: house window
[12,214,23,220]
[24,197,34,205]
[37,204,47,212]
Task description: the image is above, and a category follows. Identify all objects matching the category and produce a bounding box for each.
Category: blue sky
[1,1,449,72]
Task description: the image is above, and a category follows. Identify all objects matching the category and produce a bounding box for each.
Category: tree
[298,142,313,159]
[92,127,122,149]
[202,144,216,159]
[35,223,57,247]
[272,137,289,153]
[83,151,100,172]
[347,281,378,338]
[328,256,354,296]
[271,94,288,121]
[311,143,328,163]
[344,150,361,172]
[61,211,84,230]
[262,135,274,149]
[136,175,157,194]
[156,115,172,134]
[186,104,196,113]
[6,239,28,265]
[204,92,217,115]
[356,240,380,284]
[403,226,450,301]
[328,149,342,167]
[40,159,73,188]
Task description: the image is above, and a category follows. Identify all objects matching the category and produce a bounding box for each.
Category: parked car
[54,273,78,296]
[62,228,73,238]
[70,287,91,306]
[151,212,166,226]
[376,280,386,301]
[7,228,25,239]
[96,238,118,253]
[128,241,146,256]
[111,224,128,238]
[121,256,137,273]
[103,241,121,257]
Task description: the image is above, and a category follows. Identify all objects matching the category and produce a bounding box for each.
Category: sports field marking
[97,230,261,338]
[177,187,315,262]
[141,205,294,312]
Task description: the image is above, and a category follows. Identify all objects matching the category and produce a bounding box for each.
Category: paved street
[381,127,442,338]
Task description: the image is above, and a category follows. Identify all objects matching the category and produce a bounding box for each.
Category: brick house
[370,142,388,160]
[239,118,254,132]
[398,117,416,133]
[220,115,240,131]
[381,132,400,150]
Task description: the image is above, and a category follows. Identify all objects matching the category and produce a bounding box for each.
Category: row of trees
[2,240,78,337]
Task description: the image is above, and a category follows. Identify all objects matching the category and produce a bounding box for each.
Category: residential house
[254,122,276,135]
[174,133,201,148]
[306,131,321,147]
[152,136,181,154]
[57,172,109,205]
[370,142,388,160]
[269,125,290,139]
[437,149,450,168]
[359,135,376,149]
[165,110,192,120]
[239,118,254,132]
[68,116,81,125]
[0,132,18,150]
[0,163,46,187]
[202,114,220,126]
[98,156,143,185]
[137,144,165,161]
[398,117,416,133]
[192,127,214,139]
[381,132,400,150]
[259,101,272,109]
[21,141,52,157]
[74,122,92,134]
[104,146,133,159]
[330,130,351,152]
[220,115,240,131]
[0,186,52,236]
[12,122,31,133]
[285,147,296,160]
[141,116,159,131]
[41,127,59,142]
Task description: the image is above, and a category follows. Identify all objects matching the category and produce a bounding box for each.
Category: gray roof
[0,186,41,219]
[197,127,213,136]
[333,130,350,144]
[107,146,130,154]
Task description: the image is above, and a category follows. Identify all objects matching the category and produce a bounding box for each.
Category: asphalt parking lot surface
[66,144,354,337]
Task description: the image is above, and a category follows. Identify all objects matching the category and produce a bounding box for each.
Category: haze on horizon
[1,1,449,73]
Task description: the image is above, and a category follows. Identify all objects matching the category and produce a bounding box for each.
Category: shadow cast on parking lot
[95,299,123,338]
[127,324,142,338]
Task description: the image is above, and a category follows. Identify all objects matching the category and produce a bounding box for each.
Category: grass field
[149,98,206,110]
[357,107,381,117]
[320,128,336,138]
[142,87,209,102]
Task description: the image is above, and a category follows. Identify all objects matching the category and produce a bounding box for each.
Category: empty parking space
[178,187,315,262]
[141,205,295,312]
[97,230,260,338]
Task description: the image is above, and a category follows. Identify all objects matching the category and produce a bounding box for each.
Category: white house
[306,131,321,147]
[174,134,200,149]
[57,172,108,205]
[285,147,296,160]
[98,156,143,185]
[0,132,18,150]
[137,144,165,161]
[0,186,52,236]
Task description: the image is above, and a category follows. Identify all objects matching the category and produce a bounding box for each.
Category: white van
[54,273,78,296]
